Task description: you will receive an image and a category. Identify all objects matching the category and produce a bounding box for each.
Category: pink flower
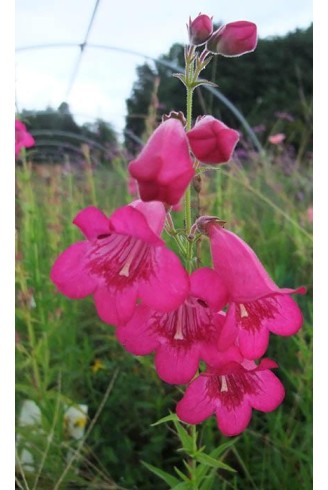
[15,119,35,157]
[268,133,286,145]
[50,200,189,326]
[128,119,195,206]
[188,14,213,46]
[206,222,306,358]
[176,357,285,436]
[187,116,239,164]
[207,21,258,57]
[116,268,231,384]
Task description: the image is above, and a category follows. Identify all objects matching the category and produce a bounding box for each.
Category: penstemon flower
[49,8,306,451]
[204,220,306,359]
[116,268,229,384]
[176,357,285,436]
[128,118,195,205]
[51,201,189,325]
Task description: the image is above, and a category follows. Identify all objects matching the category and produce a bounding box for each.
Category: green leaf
[151,412,179,426]
[174,465,190,482]
[172,73,187,86]
[195,452,236,472]
[172,483,193,490]
[190,79,218,89]
[173,421,194,454]
[200,473,217,490]
[141,461,180,488]
[210,439,238,459]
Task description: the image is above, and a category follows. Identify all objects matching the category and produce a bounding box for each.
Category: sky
[15,0,313,137]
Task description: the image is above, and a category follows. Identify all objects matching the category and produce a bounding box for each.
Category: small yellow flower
[91,358,105,373]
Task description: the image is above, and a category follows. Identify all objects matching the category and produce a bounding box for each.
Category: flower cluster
[50,13,305,437]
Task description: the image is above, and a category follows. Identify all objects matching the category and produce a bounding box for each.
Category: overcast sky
[15,0,313,136]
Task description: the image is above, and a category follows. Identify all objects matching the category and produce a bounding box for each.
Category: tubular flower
[116,268,231,384]
[128,119,195,206]
[188,14,213,46]
[206,222,306,358]
[15,119,35,157]
[176,357,285,436]
[187,116,239,165]
[206,21,258,57]
[50,200,189,326]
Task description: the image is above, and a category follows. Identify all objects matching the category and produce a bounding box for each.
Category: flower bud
[128,119,195,205]
[187,116,239,165]
[188,14,213,46]
[206,21,257,57]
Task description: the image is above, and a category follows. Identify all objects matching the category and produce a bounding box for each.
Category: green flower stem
[184,55,195,272]
[190,424,199,489]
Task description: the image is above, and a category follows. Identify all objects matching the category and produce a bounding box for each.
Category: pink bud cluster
[50,13,305,437]
[189,13,257,57]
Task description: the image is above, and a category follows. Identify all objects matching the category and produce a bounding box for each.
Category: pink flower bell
[176,357,285,436]
[188,14,213,46]
[187,116,239,164]
[15,119,35,157]
[50,201,189,326]
[128,119,195,206]
[207,21,258,57]
[206,222,306,359]
[116,268,230,384]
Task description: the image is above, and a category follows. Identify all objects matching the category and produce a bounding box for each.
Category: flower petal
[93,285,137,326]
[108,205,163,246]
[217,306,239,351]
[176,376,216,424]
[130,200,166,236]
[190,268,228,310]
[50,241,97,298]
[155,343,200,384]
[73,207,110,240]
[248,370,285,412]
[139,247,189,311]
[215,399,252,436]
[264,294,304,336]
[116,305,159,355]
[208,225,278,301]
[238,323,270,359]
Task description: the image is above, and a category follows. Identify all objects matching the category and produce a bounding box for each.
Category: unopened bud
[188,14,213,46]
[206,21,257,57]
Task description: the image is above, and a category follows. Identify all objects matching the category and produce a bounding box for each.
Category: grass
[15,145,312,489]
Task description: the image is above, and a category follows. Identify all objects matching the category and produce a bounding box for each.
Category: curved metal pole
[16,43,263,151]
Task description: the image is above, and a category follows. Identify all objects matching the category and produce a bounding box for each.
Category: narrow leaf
[195,452,236,472]
[173,421,194,454]
[141,461,180,488]
[151,412,179,427]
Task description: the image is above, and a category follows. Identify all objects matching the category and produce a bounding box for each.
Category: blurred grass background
[15,136,312,488]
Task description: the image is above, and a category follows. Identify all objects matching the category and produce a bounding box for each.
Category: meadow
[15,134,313,490]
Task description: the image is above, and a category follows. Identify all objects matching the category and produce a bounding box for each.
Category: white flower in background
[16,400,42,472]
[64,404,88,440]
